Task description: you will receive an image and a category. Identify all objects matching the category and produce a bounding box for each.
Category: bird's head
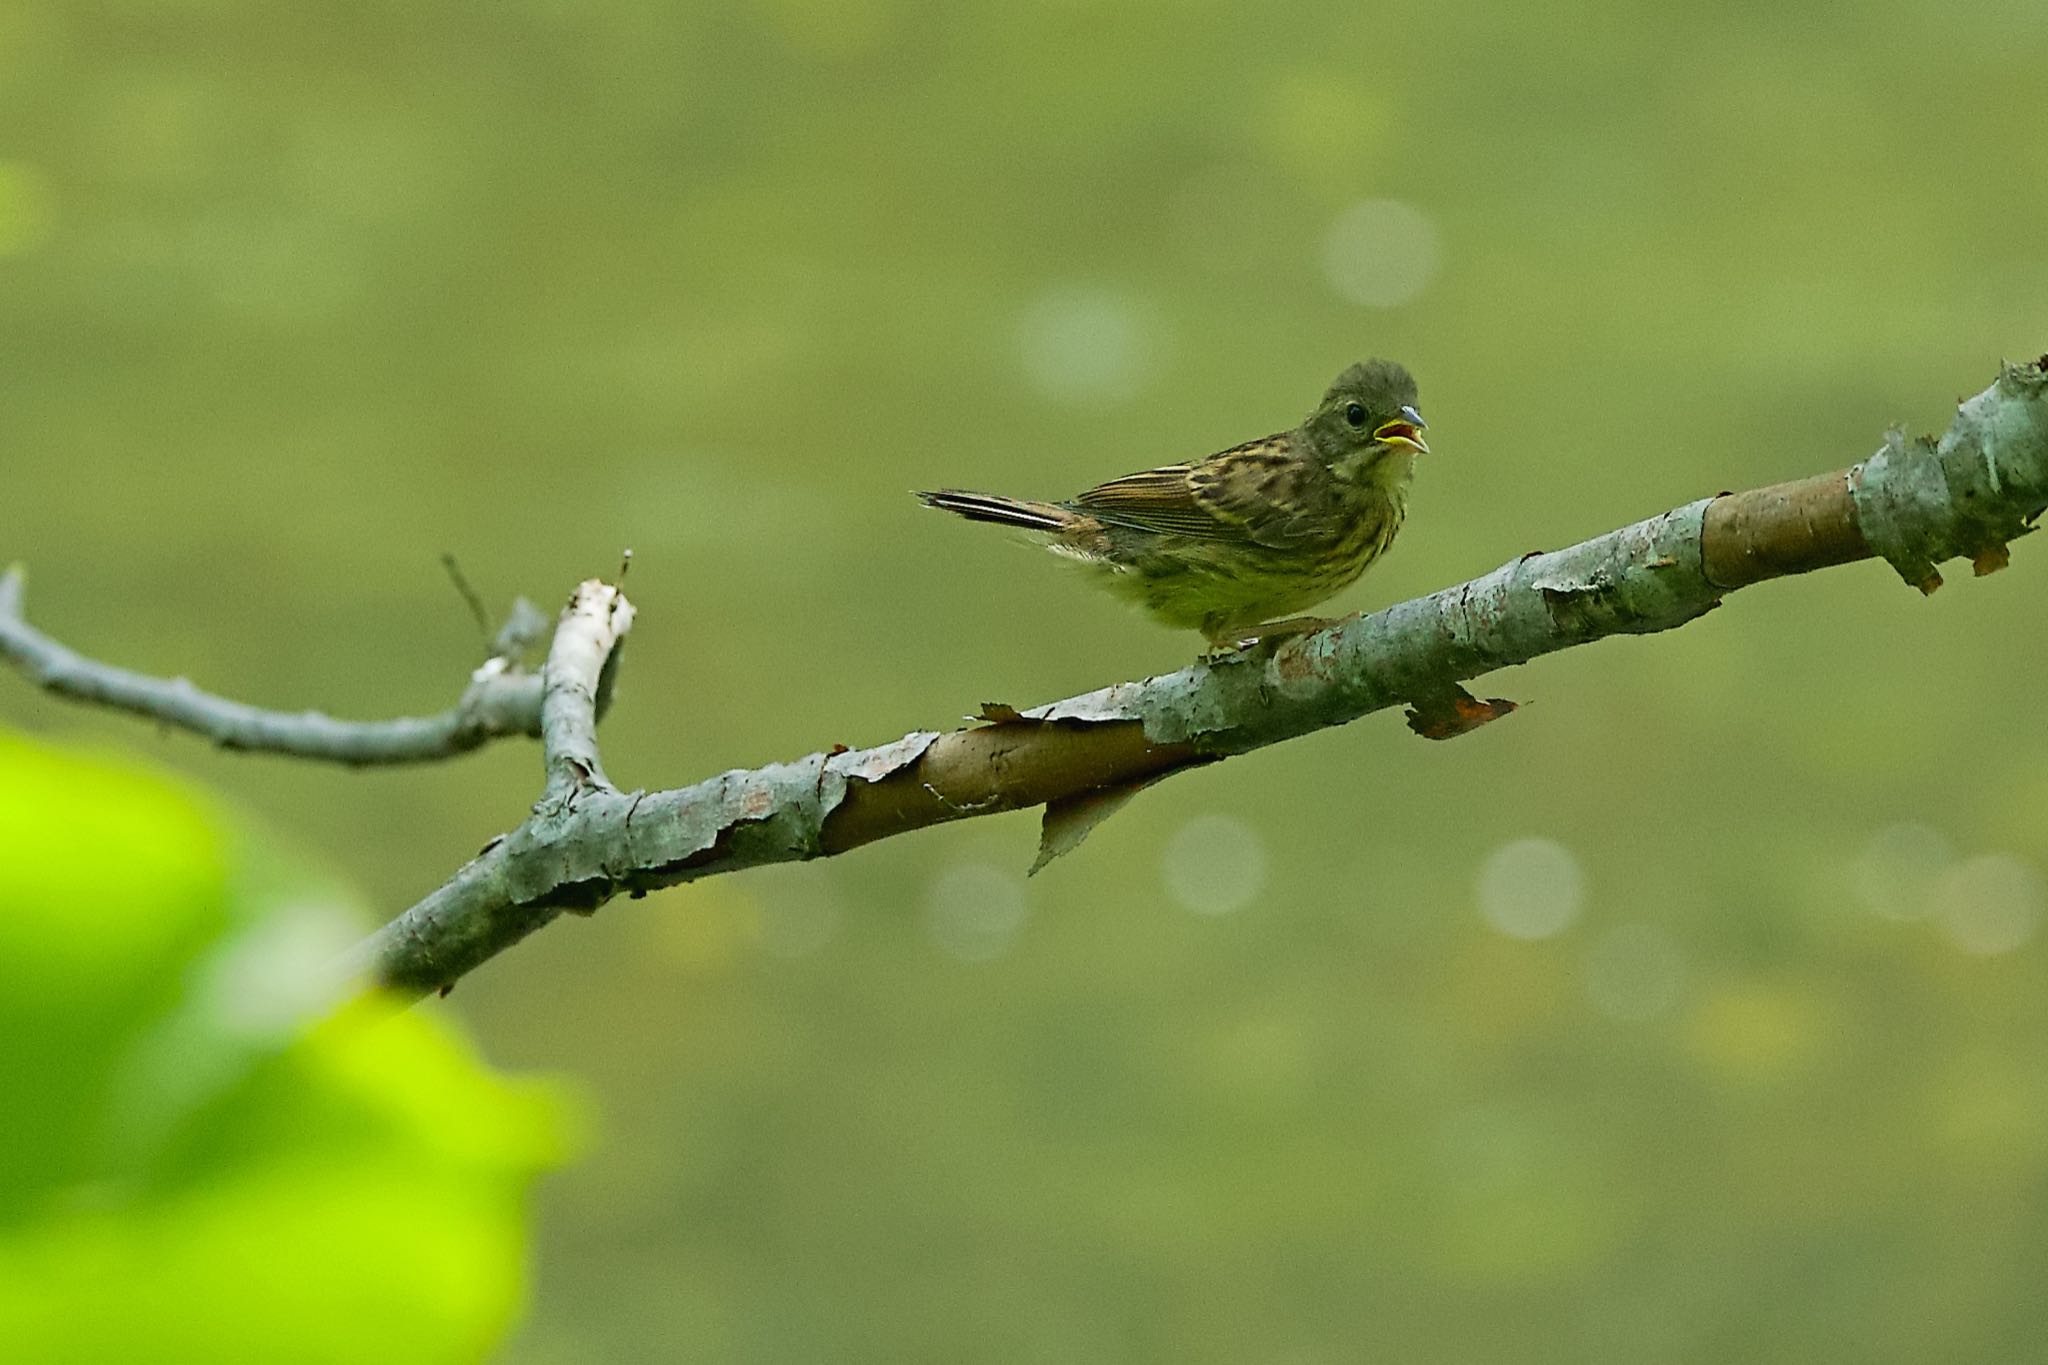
[1304,358,1428,487]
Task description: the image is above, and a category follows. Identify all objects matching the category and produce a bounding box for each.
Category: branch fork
[5,360,2045,998]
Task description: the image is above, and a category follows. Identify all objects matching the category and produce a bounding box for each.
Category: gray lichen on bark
[354,362,2048,994]
[1031,499,1717,755]
[1850,361,2048,591]
[10,360,2048,998]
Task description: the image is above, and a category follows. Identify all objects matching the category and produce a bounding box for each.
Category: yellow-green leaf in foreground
[0,731,572,1364]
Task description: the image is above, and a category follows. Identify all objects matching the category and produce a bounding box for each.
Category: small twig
[334,577,639,993]
[598,551,634,717]
[0,566,551,766]
[440,553,493,648]
[489,597,551,667]
[539,579,635,803]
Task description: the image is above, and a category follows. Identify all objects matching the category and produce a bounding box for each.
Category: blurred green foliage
[3,0,2048,1360]
[0,732,567,1363]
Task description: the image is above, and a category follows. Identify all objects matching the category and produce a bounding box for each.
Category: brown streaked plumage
[918,360,1429,648]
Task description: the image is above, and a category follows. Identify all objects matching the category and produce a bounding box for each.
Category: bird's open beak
[1374,405,1430,454]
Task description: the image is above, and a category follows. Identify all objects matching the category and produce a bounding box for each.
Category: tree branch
[10,361,2046,1000]
[539,579,634,802]
[338,359,2048,998]
[0,569,554,765]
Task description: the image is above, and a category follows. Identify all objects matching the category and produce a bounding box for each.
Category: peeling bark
[8,362,2048,1000]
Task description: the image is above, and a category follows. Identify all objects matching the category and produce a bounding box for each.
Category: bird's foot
[1245,614,1347,645]
[1200,615,1350,663]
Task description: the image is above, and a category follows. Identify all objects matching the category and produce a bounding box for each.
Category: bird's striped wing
[1071,435,1322,548]
[1071,465,1228,538]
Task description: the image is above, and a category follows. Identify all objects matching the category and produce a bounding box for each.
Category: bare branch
[338,577,642,994]
[11,364,2044,997]
[490,596,552,663]
[345,360,2048,998]
[0,567,550,766]
[539,580,635,802]
[440,552,494,645]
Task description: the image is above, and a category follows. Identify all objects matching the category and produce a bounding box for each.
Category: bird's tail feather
[915,489,1072,532]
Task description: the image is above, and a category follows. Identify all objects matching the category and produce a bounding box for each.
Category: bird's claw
[1199,614,1357,664]
[1200,638,1260,664]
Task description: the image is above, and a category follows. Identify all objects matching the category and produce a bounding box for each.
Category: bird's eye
[1344,402,1367,428]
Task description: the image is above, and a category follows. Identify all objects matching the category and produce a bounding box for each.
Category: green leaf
[0,731,572,1363]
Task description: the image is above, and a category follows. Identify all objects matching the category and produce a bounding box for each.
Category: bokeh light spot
[1014,285,1162,406]
[1321,198,1439,308]
[1161,814,1268,915]
[1475,837,1584,940]
[1256,75,1388,184]
[198,899,363,1037]
[925,863,1028,962]
[1934,853,2043,956]
[1582,922,1685,1022]
[1685,986,1832,1086]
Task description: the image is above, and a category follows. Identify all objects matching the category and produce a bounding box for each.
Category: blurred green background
[5,0,2048,1359]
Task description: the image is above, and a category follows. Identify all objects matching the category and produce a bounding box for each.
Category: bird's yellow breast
[1091,486,1407,638]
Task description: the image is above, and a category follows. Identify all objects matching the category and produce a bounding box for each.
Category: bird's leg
[1242,614,1349,646]
[1199,625,1267,662]
[1199,614,1350,662]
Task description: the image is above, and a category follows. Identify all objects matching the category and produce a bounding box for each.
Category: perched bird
[917,360,1428,650]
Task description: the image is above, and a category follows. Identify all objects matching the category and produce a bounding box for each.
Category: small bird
[917,360,1428,650]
